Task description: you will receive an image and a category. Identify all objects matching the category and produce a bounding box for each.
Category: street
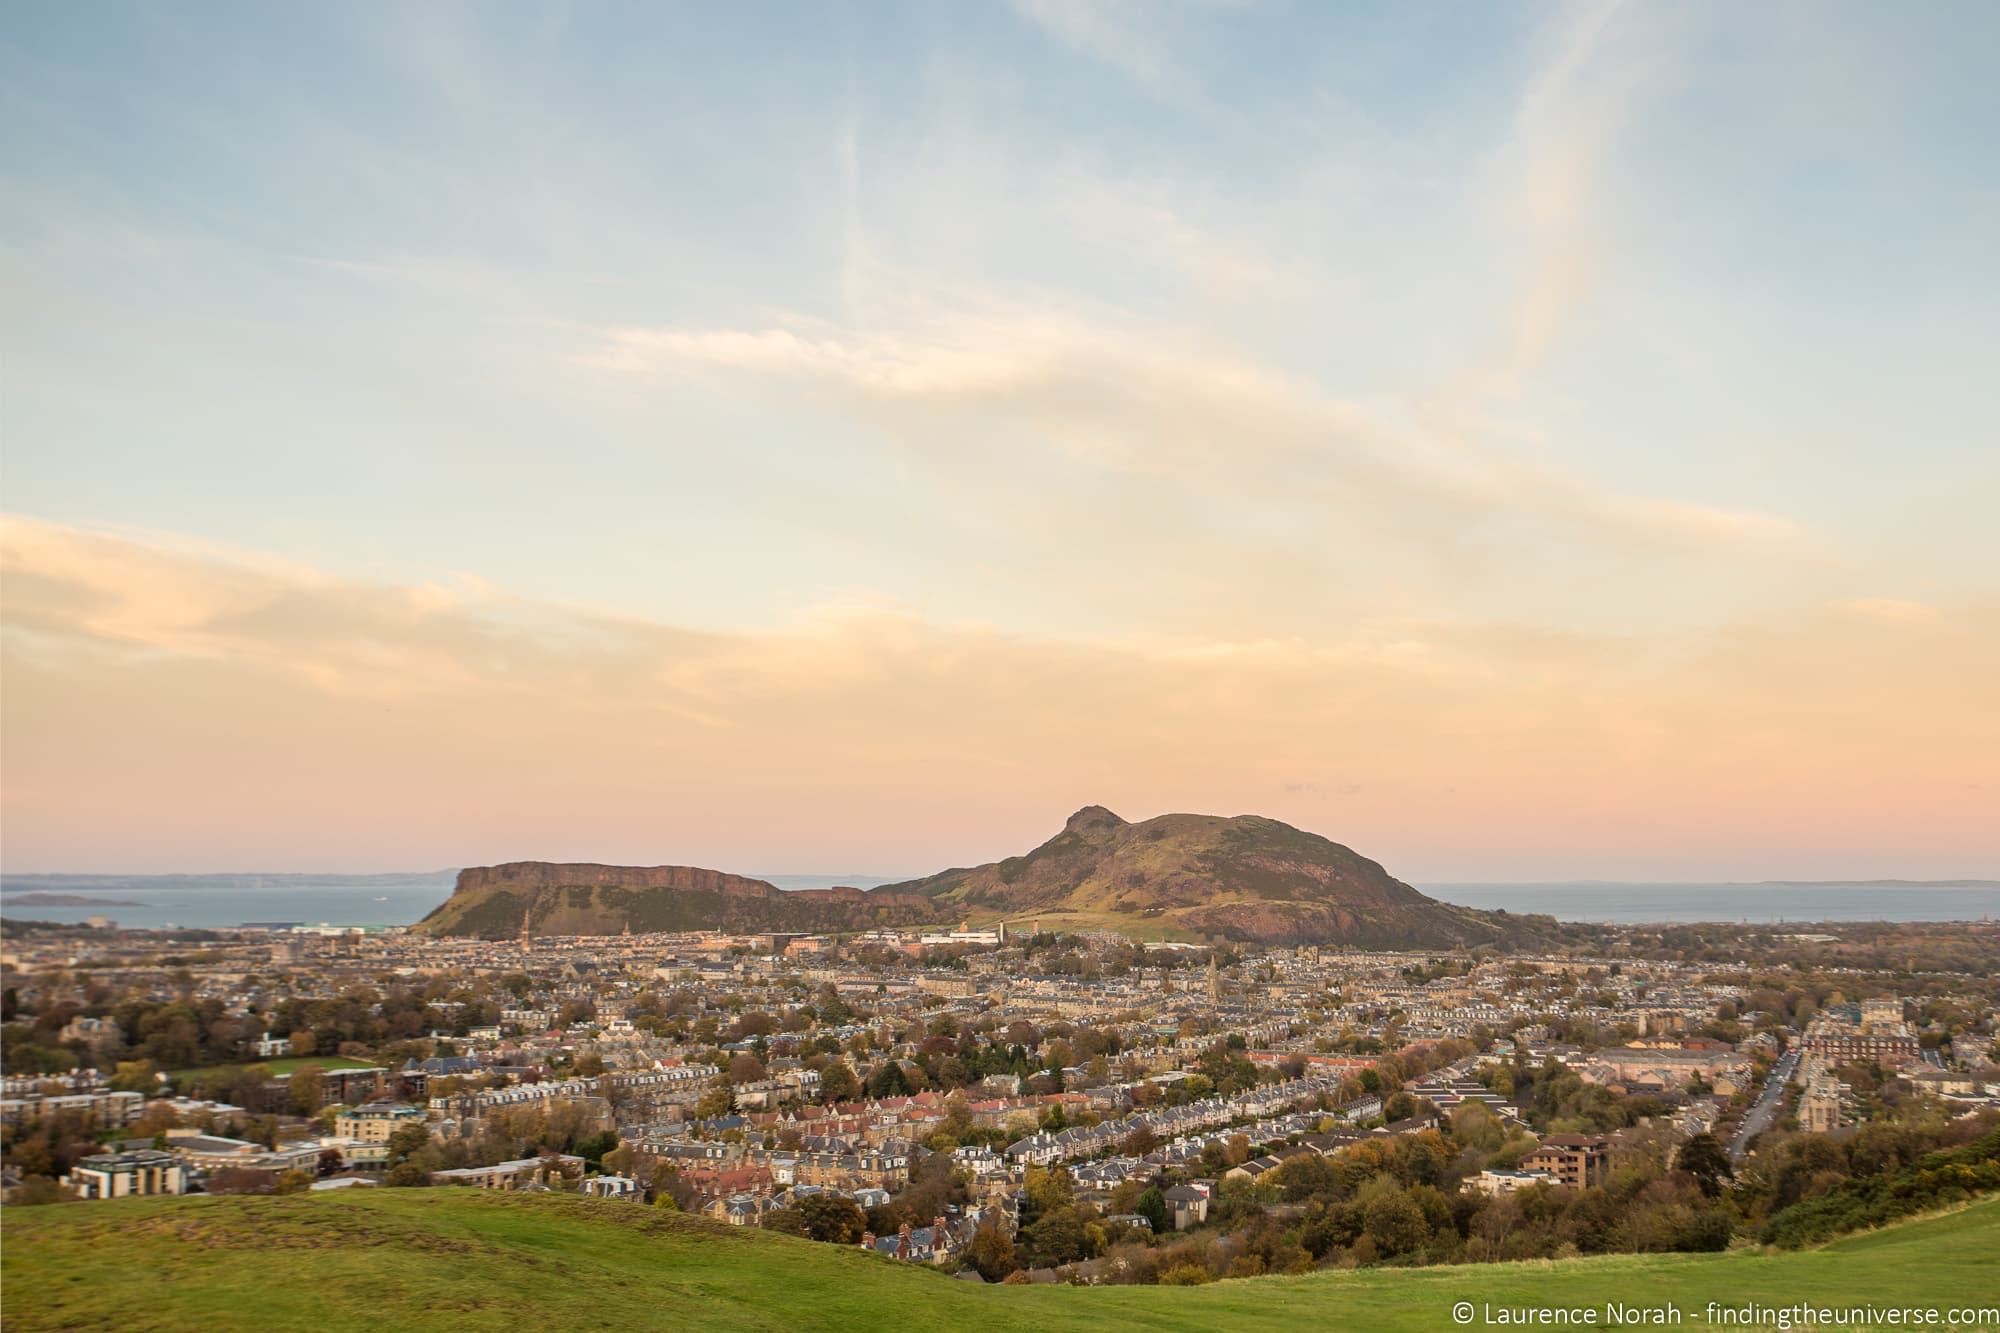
[1729,1048,1801,1162]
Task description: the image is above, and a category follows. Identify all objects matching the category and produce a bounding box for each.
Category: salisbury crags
[417,861,948,937]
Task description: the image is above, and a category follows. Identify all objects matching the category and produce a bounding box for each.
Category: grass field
[7,1189,2000,1332]
[169,1055,378,1082]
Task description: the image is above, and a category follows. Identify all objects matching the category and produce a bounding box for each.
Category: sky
[2,1,1996,881]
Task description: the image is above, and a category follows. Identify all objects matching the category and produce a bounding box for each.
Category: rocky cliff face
[452,862,785,898]
[418,862,948,938]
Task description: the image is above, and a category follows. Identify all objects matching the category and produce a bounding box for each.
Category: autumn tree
[799,1194,868,1245]
[108,1059,158,1094]
[968,1218,1017,1280]
[1675,1132,1734,1198]
[288,1065,328,1116]
[818,1061,859,1103]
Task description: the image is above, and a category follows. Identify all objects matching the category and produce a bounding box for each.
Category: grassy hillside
[7,1190,2000,1332]
[882,806,1548,948]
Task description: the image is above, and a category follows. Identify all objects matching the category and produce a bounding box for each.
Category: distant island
[3,893,143,908]
[1757,879,2000,889]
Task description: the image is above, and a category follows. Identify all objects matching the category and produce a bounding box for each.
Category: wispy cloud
[1009,0,1187,90]
[584,300,1805,560]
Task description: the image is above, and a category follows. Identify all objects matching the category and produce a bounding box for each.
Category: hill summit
[876,805,1534,947]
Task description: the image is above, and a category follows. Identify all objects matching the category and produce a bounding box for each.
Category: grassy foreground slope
[7,1191,2000,1332]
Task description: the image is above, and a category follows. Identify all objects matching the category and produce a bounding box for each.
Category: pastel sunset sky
[2,2,1995,880]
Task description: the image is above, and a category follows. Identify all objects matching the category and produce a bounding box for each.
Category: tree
[1278,1152,1336,1201]
[8,1176,67,1206]
[1136,1184,1170,1235]
[867,1061,912,1099]
[695,1081,735,1119]
[108,1059,157,1094]
[762,1206,808,1237]
[1120,1123,1158,1157]
[1362,1188,1431,1257]
[385,1159,430,1187]
[385,1121,431,1167]
[316,1147,344,1178]
[288,1065,328,1116]
[968,1219,1016,1280]
[1021,1165,1075,1220]
[1026,1206,1086,1265]
[939,1091,975,1143]
[818,1061,859,1103]
[573,1051,605,1078]
[574,1130,618,1169]
[798,1194,868,1244]
[1675,1132,1735,1198]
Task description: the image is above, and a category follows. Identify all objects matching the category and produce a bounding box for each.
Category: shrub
[1763,1130,2000,1249]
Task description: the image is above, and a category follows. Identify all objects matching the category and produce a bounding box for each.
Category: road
[1729,1048,1800,1162]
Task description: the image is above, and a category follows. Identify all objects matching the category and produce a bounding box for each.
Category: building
[1800,1077,1844,1134]
[166,1133,322,1175]
[1801,1004,1922,1070]
[1522,1134,1610,1189]
[57,1016,122,1047]
[431,1154,584,1190]
[64,1149,187,1200]
[1162,1183,1211,1230]
[334,1102,427,1143]
[1474,1168,1559,1196]
[581,1174,642,1200]
[0,1090,144,1130]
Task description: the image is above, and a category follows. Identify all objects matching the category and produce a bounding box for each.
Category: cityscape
[5,874,1999,1312]
[4,0,1998,1328]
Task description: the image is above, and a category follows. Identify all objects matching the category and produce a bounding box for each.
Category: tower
[520,908,532,952]
[1208,954,1221,1002]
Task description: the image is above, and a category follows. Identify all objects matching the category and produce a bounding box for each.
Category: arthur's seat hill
[417,806,1552,948]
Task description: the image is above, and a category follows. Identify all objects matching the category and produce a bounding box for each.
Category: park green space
[167,1055,377,1082]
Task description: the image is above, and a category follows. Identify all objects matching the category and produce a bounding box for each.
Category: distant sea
[1421,882,2000,925]
[1,873,1993,930]
[0,873,459,930]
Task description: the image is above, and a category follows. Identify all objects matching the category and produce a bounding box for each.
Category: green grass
[170,1055,378,1081]
[7,1190,2000,1332]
